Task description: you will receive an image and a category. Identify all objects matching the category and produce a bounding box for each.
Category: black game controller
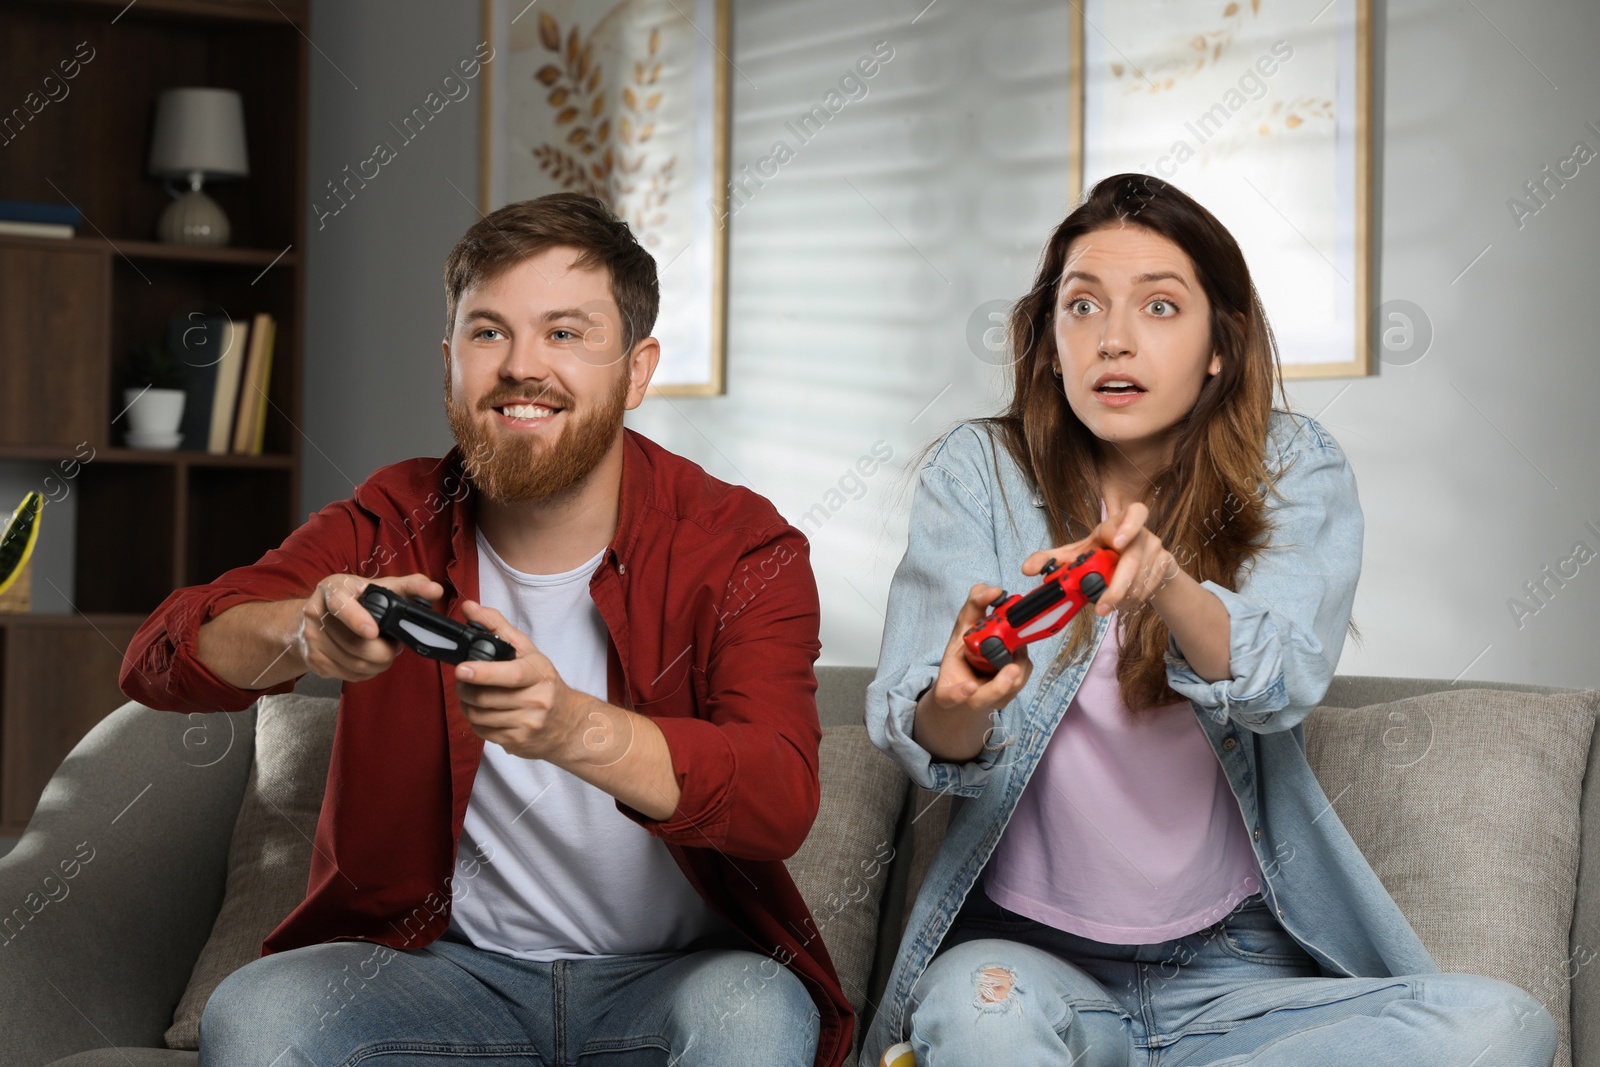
[357,584,516,665]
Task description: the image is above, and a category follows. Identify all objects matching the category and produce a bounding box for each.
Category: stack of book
[0,200,81,239]
[170,311,278,455]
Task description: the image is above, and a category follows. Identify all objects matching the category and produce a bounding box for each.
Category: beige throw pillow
[1304,688,1599,1067]
[164,692,339,1049]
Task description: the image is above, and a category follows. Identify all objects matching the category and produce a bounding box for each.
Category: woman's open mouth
[1092,384,1147,407]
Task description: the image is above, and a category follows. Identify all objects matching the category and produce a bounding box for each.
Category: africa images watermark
[0,41,96,148]
[714,439,896,633]
[1506,518,1600,630]
[1127,40,1296,181]
[1505,119,1599,231]
[709,40,896,228]
[313,42,494,230]
[0,840,96,948]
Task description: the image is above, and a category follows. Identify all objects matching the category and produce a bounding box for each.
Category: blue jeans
[200,933,820,1066]
[907,887,1557,1067]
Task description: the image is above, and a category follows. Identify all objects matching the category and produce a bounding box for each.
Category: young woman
[863,174,1556,1067]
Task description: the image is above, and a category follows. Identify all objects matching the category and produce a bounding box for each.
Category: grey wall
[1337,0,1599,688]
[299,4,483,496]
[8,0,1594,688]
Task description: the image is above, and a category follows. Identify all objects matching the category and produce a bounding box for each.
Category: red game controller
[961,548,1121,674]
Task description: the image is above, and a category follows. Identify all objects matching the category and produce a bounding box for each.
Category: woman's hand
[911,582,1034,763]
[1022,501,1179,619]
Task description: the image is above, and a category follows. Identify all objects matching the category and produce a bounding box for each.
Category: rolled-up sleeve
[120,497,369,714]
[866,426,1009,796]
[1164,425,1363,734]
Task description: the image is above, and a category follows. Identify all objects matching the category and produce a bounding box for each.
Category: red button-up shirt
[120,428,852,1066]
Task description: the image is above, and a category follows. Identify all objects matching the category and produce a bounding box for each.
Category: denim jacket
[862,409,1438,1065]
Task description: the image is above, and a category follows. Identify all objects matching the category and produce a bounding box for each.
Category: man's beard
[444,365,630,506]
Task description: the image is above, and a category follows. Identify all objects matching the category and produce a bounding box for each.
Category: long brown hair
[976,172,1356,715]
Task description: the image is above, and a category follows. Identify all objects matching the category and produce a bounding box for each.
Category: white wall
[12,0,1592,689]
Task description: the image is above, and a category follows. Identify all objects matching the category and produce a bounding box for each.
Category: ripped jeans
[906,885,1558,1067]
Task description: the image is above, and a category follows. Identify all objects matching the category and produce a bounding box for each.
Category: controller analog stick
[1080,572,1107,601]
[980,636,1013,669]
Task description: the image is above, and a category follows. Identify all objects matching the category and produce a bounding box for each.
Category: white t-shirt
[445,527,732,960]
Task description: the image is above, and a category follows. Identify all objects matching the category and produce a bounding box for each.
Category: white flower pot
[124,387,187,448]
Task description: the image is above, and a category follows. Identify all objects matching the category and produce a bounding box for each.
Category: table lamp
[147,87,249,247]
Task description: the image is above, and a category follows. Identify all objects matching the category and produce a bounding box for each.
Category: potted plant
[122,339,188,448]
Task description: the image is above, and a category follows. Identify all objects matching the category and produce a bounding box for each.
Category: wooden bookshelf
[0,0,307,832]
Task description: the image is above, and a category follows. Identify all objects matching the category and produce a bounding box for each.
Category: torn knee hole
[975,965,1016,1006]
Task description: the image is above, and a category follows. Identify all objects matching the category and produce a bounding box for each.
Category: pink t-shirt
[983,580,1262,943]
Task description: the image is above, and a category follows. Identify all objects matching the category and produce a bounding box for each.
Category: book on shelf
[0,200,83,227]
[169,315,228,453]
[231,312,276,456]
[213,320,249,453]
[0,220,74,239]
[168,313,271,455]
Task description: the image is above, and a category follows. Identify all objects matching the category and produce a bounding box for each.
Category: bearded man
[120,193,851,1067]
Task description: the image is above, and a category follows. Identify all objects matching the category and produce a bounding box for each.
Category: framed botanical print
[1072,0,1374,378]
[480,0,731,394]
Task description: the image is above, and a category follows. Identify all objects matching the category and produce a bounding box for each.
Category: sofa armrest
[0,700,256,1066]
[1571,700,1600,1067]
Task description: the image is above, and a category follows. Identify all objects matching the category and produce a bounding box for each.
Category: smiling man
[119,192,851,1066]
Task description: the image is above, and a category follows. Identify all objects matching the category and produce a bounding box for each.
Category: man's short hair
[442,192,660,352]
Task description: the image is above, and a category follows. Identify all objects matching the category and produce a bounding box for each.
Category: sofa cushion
[785,725,908,1057]
[162,694,906,1062]
[1305,688,1599,1067]
[49,1051,198,1066]
[164,692,338,1049]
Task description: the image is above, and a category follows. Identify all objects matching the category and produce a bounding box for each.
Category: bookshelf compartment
[185,464,292,587]
[0,242,110,449]
[0,3,303,249]
[72,462,178,613]
[109,254,295,456]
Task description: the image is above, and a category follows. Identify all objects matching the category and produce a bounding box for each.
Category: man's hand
[297,572,444,682]
[453,599,635,768]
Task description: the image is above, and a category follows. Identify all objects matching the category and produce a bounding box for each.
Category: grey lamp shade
[147,88,249,179]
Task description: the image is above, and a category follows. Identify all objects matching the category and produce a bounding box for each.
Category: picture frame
[480,0,731,395]
[1071,0,1374,379]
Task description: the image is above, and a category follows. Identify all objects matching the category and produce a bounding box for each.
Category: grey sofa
[0,669,1593,1067]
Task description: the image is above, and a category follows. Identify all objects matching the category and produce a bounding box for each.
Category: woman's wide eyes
[1063,297,1177,316]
